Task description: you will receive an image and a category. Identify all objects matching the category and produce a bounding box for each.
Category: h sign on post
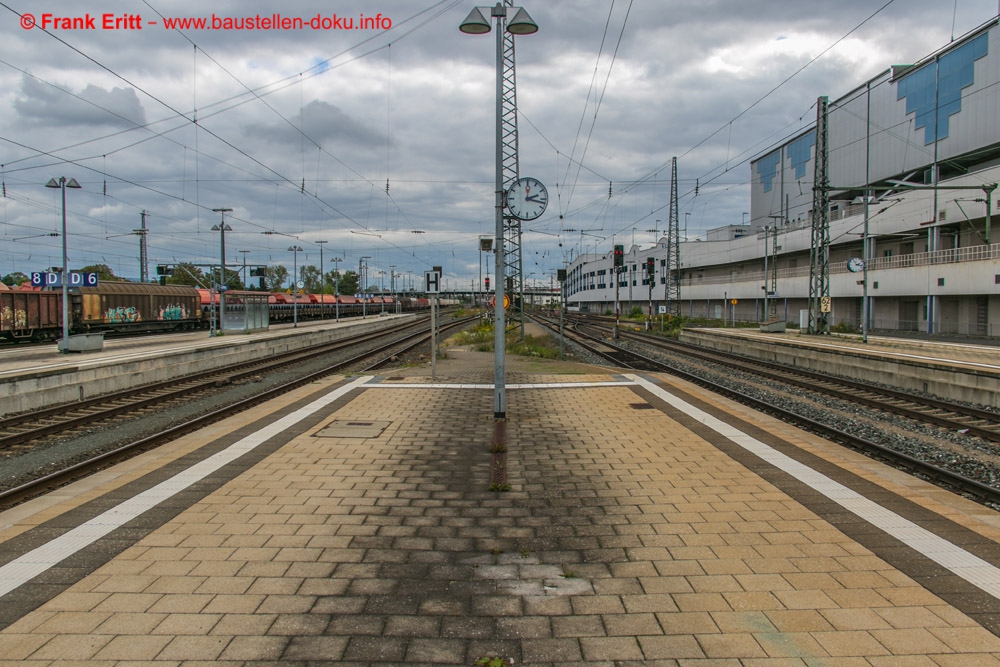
[425,270,440,294]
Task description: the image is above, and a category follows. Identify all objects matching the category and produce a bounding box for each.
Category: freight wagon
[0,282,202,342]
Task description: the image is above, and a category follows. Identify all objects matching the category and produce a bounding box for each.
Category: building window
[937,278,945,286]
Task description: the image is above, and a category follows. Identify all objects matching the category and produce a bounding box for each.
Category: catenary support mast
[808,96,830,334]
[665,157,680,315]
[501,0,524,337]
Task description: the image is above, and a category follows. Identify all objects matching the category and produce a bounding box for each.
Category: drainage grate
[315,420,391,438]
[629,403,654,410]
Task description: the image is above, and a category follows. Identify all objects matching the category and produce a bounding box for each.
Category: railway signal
[613,244,624,269]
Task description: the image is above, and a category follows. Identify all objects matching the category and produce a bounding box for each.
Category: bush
[831,321,858,334]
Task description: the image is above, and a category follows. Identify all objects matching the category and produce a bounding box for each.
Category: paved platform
[1,341,1000,665]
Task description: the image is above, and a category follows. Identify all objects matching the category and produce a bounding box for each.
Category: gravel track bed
[615,337,1000,499]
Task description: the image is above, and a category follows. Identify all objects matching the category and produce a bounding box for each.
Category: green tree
[167,263,207,287]
[264,265,288,291]
[336,270,359,296]
[2,272,29,287]
[300,265,322,292]
[222,267,244,291]
[80,264,120,281]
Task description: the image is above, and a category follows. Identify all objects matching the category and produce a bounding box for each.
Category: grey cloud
[14,74,147,128]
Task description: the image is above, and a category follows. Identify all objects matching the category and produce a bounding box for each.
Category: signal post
[613,244,623,339]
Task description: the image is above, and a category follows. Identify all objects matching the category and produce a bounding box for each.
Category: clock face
[506,177,548,221]
[847,257,865,273]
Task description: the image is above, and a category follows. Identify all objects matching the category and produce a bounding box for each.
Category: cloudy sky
[1,0,997,291]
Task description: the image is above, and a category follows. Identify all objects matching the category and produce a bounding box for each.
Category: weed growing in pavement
[560,568,577,578]
[476,657,511,667]
[519,548,532,558]
[489,482,512,492]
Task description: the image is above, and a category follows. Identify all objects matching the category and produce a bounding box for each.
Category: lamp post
[316,240,328,319]
[389,264,397,313]
[460,2,538,420]
[211,208,232,334]
[239,250,250,286]
[331,256,342,321]
[288,245,303,327]
[45,176,82,352]
[360,256,371,319]
[378,270,386,314]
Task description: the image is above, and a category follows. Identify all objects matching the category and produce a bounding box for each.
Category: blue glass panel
[756,150,781,192]
[787,131,816,179]
[896,33,988,144]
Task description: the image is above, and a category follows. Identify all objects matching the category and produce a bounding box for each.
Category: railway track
[0,315,474,509]
[601,322,1000,442]
[532,313,1000,507]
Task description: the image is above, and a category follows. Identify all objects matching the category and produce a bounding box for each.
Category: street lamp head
[459,7,491,33]
[506,7,538,34]
[211,224,232,232]
[288,245,303,252]
[45,177,82,189]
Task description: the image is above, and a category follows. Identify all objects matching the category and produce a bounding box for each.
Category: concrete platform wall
[679,329,1000,409]
[1,318,402,416]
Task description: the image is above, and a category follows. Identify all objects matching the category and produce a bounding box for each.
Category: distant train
[0,281,457,342]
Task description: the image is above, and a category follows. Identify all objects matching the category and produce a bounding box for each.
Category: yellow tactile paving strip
[0,346,999,664]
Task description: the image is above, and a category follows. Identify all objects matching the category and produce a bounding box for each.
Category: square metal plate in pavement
[315,420,392,438]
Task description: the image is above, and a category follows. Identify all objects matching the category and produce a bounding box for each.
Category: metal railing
[679,242,1000,288]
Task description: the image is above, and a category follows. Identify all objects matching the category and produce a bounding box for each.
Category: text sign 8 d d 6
[30,271,99,287]
[424,270,441,294]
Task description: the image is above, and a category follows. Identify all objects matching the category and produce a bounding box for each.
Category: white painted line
[373,381,638,389]
[628,373,1000,600]
[0,375,374,599]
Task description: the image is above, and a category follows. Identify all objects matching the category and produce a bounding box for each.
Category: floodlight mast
[459,3,538,420]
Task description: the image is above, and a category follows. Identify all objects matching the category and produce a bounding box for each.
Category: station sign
[30,271,99,287]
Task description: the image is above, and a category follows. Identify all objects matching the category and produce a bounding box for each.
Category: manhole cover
[316,420,391,438]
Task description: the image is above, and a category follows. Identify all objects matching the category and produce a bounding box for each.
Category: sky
[0,0,997,291]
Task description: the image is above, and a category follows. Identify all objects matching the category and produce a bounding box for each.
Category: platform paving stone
[1,345,1000,665]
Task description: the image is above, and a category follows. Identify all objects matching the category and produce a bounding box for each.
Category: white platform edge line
[371,381,639,389]
[627,373,1000,600]
[0,374,375,599]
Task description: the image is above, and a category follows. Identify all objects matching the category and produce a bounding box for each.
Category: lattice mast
[808,96,831,334]
[665,157,681,315]
[501,0,524,336]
